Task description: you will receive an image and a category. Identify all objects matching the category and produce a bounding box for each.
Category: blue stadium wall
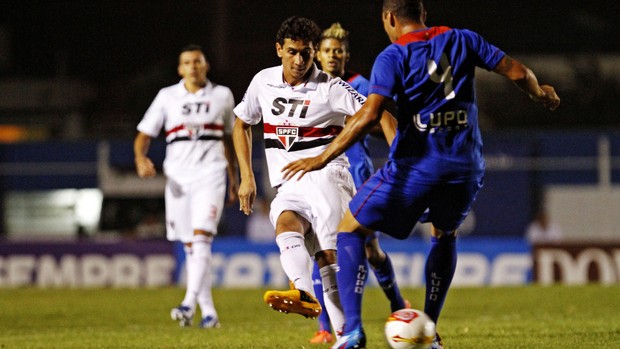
[1,131,619,287]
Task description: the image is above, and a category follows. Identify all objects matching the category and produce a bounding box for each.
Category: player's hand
[238,179,256,215]
[135,156,156,178]
[538,85,560,111]
[281,156,327,181]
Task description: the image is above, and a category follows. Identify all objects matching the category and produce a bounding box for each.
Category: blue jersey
[369,26,505,183]
[343,71,374,188]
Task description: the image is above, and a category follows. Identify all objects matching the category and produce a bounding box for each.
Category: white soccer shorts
[164,173,226,243]
[270,165,356,256]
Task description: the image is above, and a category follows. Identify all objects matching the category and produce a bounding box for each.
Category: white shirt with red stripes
[137,79,234,183]
[234,64,366,187]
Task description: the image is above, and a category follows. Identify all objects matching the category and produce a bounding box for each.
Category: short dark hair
[180,44,205,56]
[382,0,424,23]
[275,16,322,46]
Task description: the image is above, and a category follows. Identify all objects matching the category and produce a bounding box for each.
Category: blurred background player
[134,44,238,329]
[233,16,396,338]
[309,22,405,345]
[282,0,560,348]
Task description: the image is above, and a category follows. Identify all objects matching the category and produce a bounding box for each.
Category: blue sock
[372,254,406,312]
[312,262,332,332]
[424,235,457,325]
[336,232,368,333]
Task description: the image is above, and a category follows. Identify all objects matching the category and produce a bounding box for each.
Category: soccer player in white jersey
[134,44,238,329]
[233,16,395,338]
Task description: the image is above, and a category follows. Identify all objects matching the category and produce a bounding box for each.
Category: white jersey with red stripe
[137,79,234,183]
[234,64,366,187]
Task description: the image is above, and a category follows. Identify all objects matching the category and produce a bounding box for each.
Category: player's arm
[232,117,257,215]
[223,133,239,206]
[134,131,156,178]
[493,55,560,111]
[379,109,397,146]
[282,93,389,180]
[358,106,396,146]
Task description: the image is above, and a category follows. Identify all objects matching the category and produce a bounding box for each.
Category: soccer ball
[384,309,436,349]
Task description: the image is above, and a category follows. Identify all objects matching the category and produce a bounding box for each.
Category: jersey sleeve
[460,29,506,71]
[349,75,369,97]
[233,73,263,126]
[368,48,401,99]
[328,78,366,116]
[137,90,166,137]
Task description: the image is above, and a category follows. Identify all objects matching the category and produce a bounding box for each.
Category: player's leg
[170,243,195,326]
[275,210,314,293]
[423,226,456,325]
[165,180,196,326]
[189,177,225,328]
[423,225,454,349]
[422,178,483,349]
[184,231,220,328]
[314,249,343,339]
[309,261,334,343]
[334,164,430,349]
[193,231,220,329]
[309,165,358,338]
[365,235,408,312]
[263,206,321,318]
[331,210,373,349]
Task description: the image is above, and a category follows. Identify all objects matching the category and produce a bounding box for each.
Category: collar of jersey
[174,79,212,96]
[395,26,452,45]
[278,63,319,91]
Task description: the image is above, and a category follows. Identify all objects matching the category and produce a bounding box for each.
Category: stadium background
[0,0,619,287]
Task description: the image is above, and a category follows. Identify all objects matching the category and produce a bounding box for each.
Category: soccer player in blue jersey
[309,22,406,345]
[282,1,560,348]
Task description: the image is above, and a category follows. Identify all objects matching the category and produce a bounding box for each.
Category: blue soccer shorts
[349,161,483,239]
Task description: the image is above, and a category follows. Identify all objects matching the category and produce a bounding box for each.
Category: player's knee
[431,226,457,239]
[365,247,385,267]
[364,238,385,265]
[337,210,362,232]
[315,249,337,267]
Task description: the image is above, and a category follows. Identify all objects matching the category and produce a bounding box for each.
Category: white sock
[197,240,216,318]
[179,245,196,312]
[276,231,313,294]
[320,264,344,336]
[181,235,212,314]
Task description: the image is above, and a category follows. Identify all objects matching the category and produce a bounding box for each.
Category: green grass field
[1,285,618,348]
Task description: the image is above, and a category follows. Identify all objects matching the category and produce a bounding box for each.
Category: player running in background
[134,44,238,329]
[233,16,396,338]
[309,22,405,345]
[282,1,560,348]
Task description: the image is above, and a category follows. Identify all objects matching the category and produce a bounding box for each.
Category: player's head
[382,0,425,22]
[316,23,350,78]
[178,44,209,87]
[275,16,321,85]
[382,0,426,41]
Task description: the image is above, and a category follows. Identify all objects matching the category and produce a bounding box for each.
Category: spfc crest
[185,123,202,140]
[276,126,299,151]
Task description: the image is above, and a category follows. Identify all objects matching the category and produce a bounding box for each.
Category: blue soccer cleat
[199,315,221,329]
[331,328,366,349]
[430,333,444,349]
[170,305,193,327]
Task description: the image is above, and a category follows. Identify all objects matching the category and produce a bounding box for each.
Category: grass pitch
[0,285,618,348]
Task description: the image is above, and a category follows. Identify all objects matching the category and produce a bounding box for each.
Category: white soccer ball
[384,309,436,349]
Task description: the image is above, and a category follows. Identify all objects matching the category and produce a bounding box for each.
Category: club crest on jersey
[185,123,202,140]
[276,126,299,151]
